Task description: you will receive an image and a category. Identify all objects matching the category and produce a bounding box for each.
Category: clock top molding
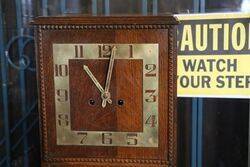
[32,15,179,28]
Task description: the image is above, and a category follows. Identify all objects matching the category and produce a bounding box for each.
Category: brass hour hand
[83,65,104,93]
[83,65,112,105]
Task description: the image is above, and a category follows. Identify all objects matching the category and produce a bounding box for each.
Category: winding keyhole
[118,99,124,106]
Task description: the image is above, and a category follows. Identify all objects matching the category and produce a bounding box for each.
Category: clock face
[53,44,159,147]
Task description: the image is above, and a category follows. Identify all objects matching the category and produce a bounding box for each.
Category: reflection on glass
[206,0,242,12]
[241,0,250,12]
[158,0,194,13]
[109,0,142,14]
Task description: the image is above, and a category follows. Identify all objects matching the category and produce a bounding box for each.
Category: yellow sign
[176,13,250,98]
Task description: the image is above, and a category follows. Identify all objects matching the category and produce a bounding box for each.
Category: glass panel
[158,0,194,13]
[109,0,195,15]
[65,0,92,14]
[203,1,249,167]
[178,98,193,167]
[203,99,249,167]
[109,0,142,14]
[1,0,43,166]
[206,0,246,12]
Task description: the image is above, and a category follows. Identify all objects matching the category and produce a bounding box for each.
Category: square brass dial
[53,44,159,147]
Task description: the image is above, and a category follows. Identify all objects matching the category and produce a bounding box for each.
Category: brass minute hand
[102,46,117,108]
[83,65,112,104]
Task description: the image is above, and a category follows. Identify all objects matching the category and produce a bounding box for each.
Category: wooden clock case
[32,15,179,167]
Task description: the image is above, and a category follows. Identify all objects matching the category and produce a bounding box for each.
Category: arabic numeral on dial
[74,45,84,58]
[56,89,68,102]
[126,133,138,145]
[55,64,68,77]
[58,114,69,127]
[102,133,112,144]
[77,132,88,144]
[145,64,156,77]
[98,44,112,58]
[145,89,157,102]
[129,44,133,58]
[145,115,157,127]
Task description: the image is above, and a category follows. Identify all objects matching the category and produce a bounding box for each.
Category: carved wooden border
[36,23,177,167]
[168,25,177,167]
[39,24,170,30]
[37,26,49,160]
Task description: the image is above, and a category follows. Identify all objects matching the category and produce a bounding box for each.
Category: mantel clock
[33,16,178,167]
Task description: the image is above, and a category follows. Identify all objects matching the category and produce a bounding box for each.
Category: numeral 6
[102,133,112,144]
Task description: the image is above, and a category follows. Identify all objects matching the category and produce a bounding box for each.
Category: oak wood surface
[70,59,143,132]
